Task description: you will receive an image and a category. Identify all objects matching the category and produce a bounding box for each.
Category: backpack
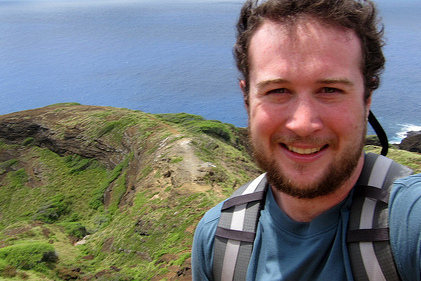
[213,153,413,281]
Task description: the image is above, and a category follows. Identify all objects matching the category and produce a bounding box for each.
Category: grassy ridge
[365,145,421,173]
[0,104,260,280]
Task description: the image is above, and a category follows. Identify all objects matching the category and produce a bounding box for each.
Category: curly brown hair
[234,0,385,100]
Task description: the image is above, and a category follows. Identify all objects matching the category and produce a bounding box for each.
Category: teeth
[286,145,321,155]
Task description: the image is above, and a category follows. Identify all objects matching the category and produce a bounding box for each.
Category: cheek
[249,104,282,134]
[324,104,367,138]
[249,105,287,151]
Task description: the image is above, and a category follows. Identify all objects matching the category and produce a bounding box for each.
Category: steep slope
[0,103,260,280]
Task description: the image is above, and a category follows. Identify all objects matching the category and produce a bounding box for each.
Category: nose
[285,98,323,137]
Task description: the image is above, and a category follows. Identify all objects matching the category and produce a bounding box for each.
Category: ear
[239,80,249,113]
[365,94,372,119]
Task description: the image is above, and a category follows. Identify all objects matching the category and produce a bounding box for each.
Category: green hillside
[0,104,260,280]
[0,103,419,280]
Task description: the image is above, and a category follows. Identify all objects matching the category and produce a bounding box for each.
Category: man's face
[244,18,371,198]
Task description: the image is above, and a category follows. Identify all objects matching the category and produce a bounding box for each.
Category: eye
[267,88,289,95]
[263,88,291,103]
[320,87,342,94]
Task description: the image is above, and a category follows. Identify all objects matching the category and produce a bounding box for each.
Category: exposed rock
[0,105,127,168]
[365,135,381,146]
[74,235,90,246]
[399,131,421,153]
[406,130,421,138]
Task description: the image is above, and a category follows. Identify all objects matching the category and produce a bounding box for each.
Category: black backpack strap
[213,173,268,281]
[368,111,389,156]
[347,153,413,281]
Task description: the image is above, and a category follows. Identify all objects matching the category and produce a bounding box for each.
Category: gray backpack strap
[213,173,267,281]
[347,153,413,281]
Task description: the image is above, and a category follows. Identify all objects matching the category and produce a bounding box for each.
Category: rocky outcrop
[399,131,421,153]
[0,105,129,168]
[365,135,381,146]
[0,104,259,198]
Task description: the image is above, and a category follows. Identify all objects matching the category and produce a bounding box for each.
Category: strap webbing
[347,153,413,281]
[347,228,389,243]
[213,173,267,281]
[215,227,256,243]
[353,185,390,204]
[221,191,266,211]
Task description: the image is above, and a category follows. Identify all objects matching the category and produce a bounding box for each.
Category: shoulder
[194,201,223,240]
[389,174,421,281]
[193,202,223,252]
[191,202,224,281]
[390,173,421,210]
[389,173,421,227]
[201,201,224,224]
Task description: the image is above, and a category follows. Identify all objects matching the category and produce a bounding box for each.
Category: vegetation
[157,113,236,144]
[0,104,260,280]
[0,104,418,280]
[365,145,421,173]
[0,242,57,271]
[32,194,71,223]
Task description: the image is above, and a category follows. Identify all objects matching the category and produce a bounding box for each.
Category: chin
[258,149,363,199]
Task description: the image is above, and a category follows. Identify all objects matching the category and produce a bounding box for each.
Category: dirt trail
[154,136,215,193]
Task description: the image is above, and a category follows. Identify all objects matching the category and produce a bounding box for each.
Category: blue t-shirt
[192,174,421,281]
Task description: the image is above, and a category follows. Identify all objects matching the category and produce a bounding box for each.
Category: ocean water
[0,0,420,143]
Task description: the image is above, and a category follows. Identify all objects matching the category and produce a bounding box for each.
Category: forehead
[248,17,363,79]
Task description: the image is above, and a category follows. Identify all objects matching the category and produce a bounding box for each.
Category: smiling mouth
[284,144,328,155]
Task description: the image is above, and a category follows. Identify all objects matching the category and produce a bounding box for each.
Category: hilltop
[0,103,420,280]
[0,103,260,280]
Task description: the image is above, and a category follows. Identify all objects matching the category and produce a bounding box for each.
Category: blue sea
[0,0,420,143]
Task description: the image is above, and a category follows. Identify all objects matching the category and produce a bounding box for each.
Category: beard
[251,125,366,199]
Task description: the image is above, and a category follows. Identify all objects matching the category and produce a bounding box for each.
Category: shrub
[89,155,131,210]
[1,264,17,278]
[98,121,118,137]
[156,113,234,142]
[156,113,205,124]
[0,159,18,170]
[0,242,57,271]
[22,137,35,146]
[7,168,28,188]
[60,222,88,240]
[69,158,92,174]
[0,258,8,271]
[96,117,138,140]
[19,271,29,279]
[365,135,381,146]
[192,121,233,142]
[64,155,94,174]
[33,194,71,223]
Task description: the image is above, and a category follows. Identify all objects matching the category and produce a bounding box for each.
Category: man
[192,0,421,280]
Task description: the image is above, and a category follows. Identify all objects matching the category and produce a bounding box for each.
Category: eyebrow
[316,78,354,86]
[256,78,289,92]
[255,77,354,91]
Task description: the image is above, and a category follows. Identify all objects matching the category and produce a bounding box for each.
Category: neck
[271,154,365,222]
